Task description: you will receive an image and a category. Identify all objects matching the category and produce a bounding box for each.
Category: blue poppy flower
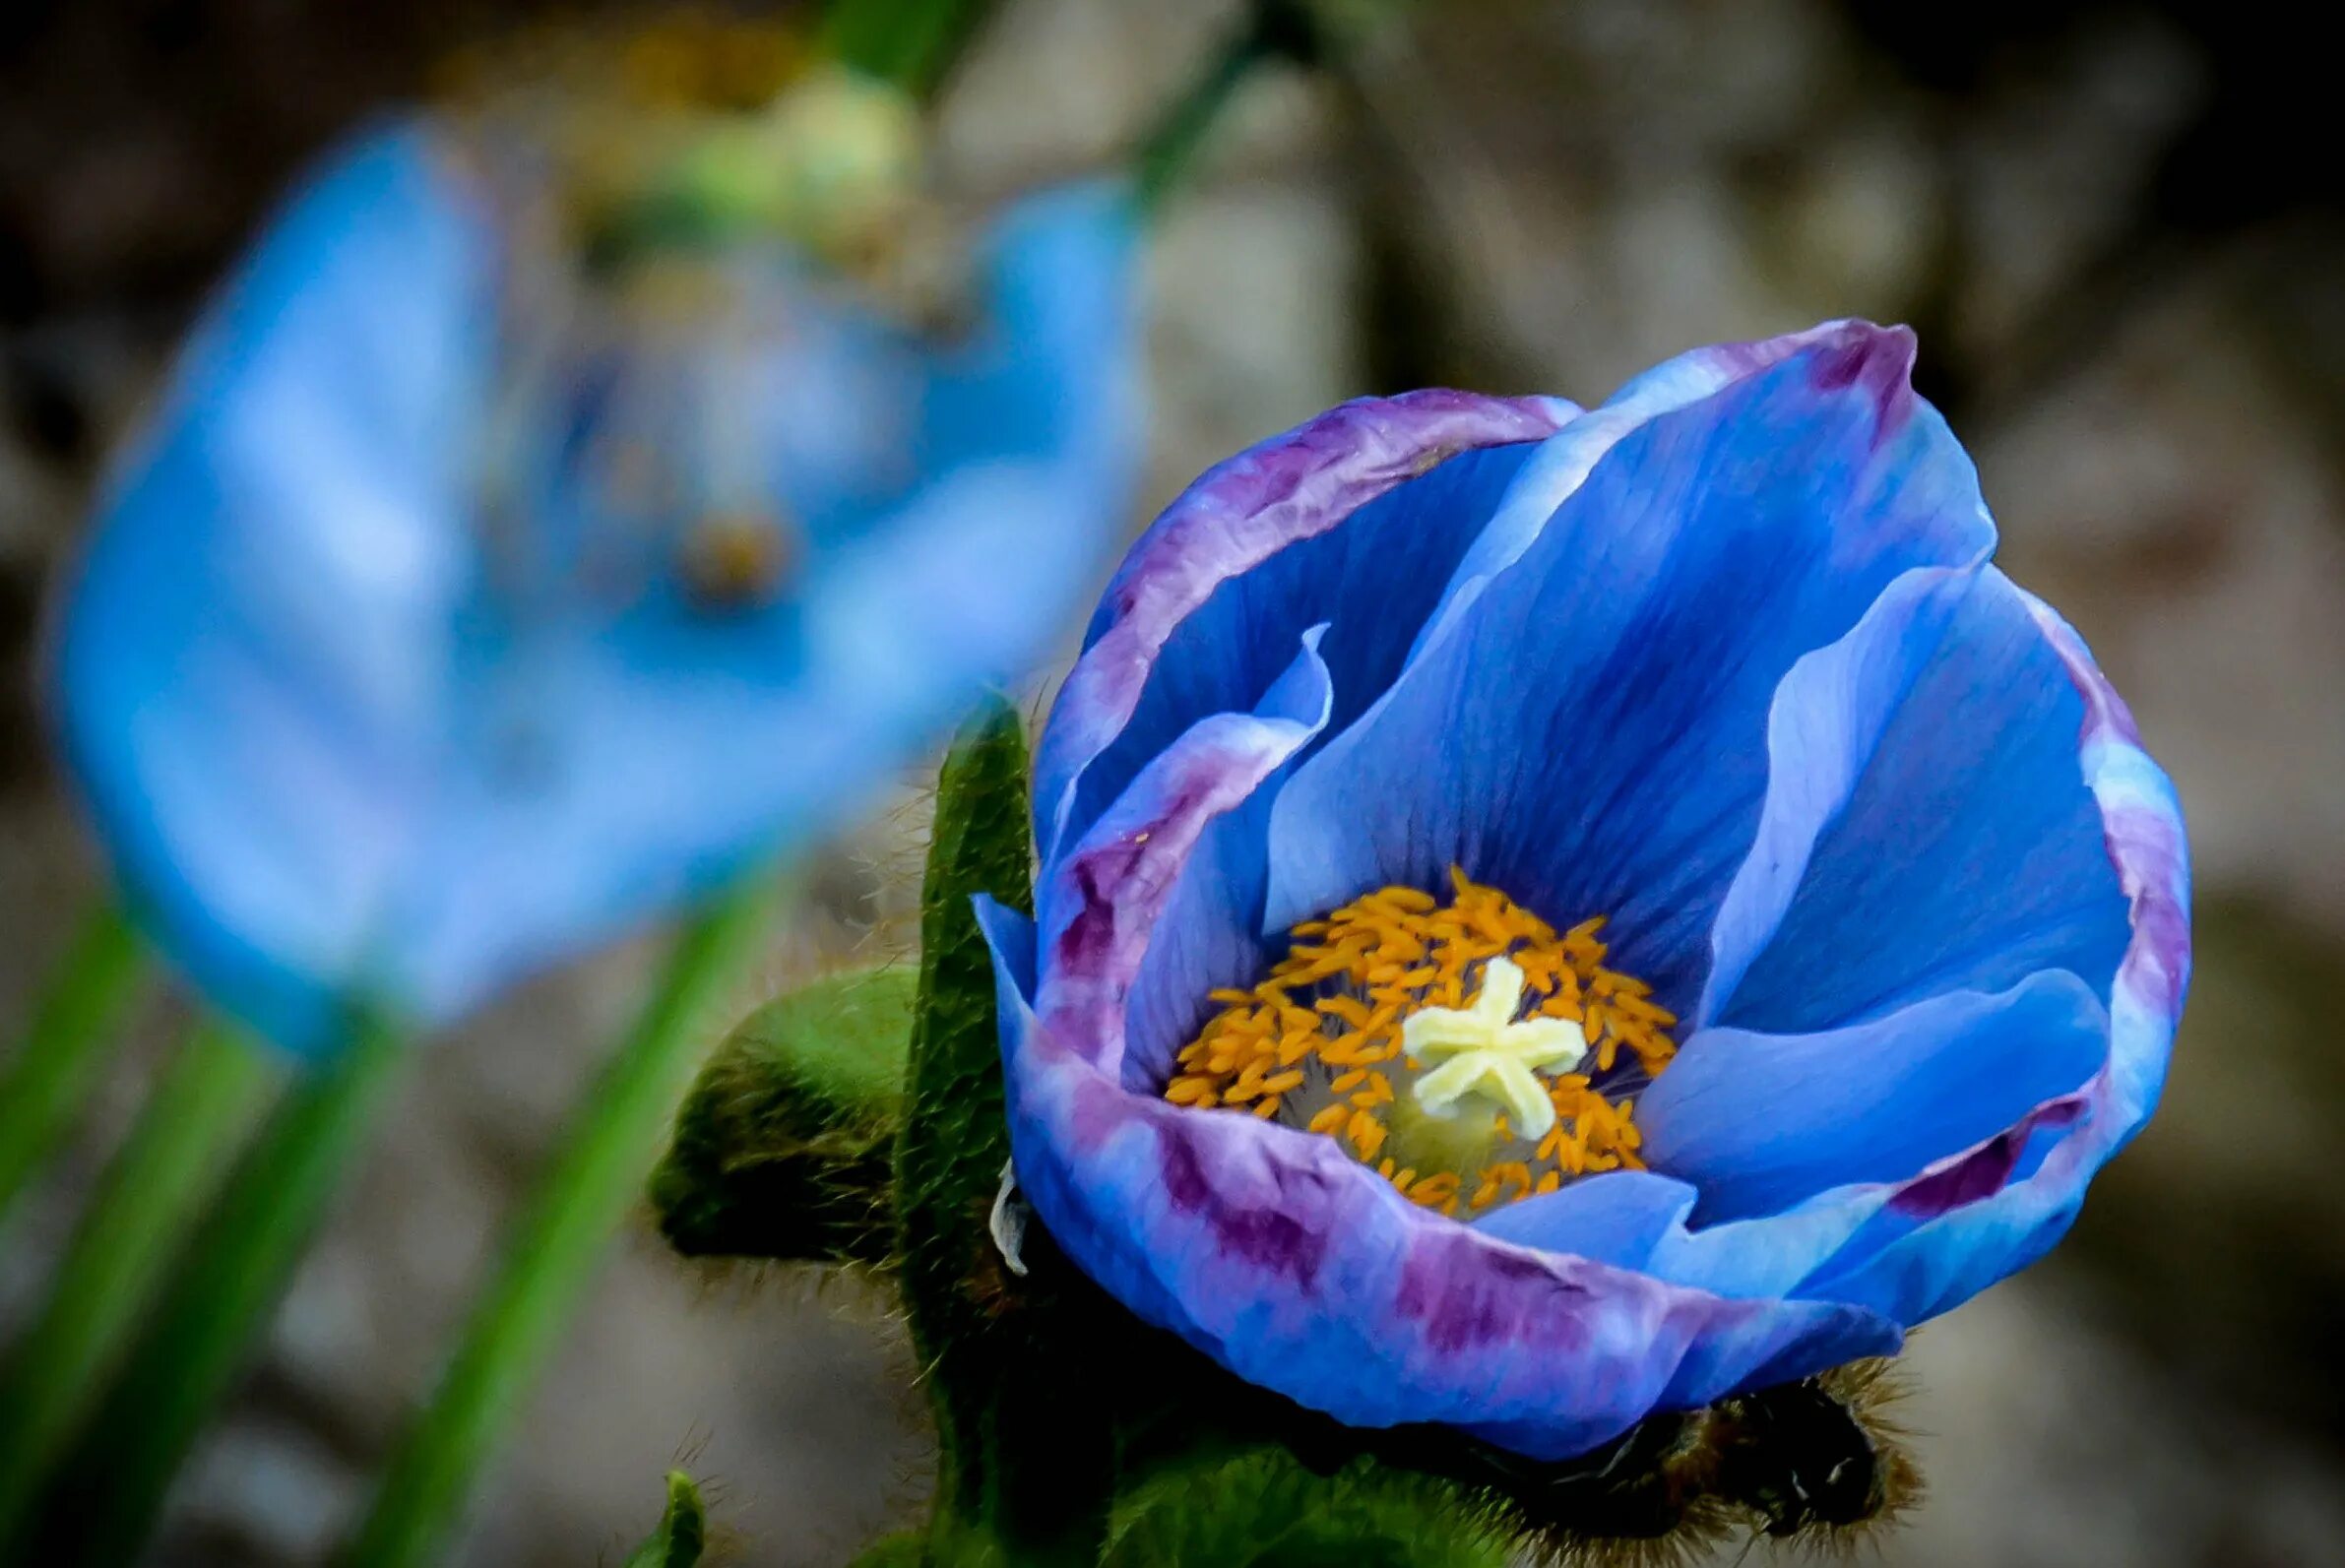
[976,323,2188,1462]
[50,118,1139,1056]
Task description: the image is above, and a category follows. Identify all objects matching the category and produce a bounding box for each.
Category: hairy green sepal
[651,966,915,1267]
[621,1471,708,1568]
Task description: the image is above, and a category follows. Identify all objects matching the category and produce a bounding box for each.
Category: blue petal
[1033,633,1333,1079]
[1061,440,1544,857]
[1032,392,1573,865]
[1711,569,2131,1034]
[53,123,493,1054]
[1696,565,1975,1023]
[1268,324,1996,1012]
[1640,971,2109,1223]
[987,900,1899,1465]
[399,181,1144,1026]
[1790,1098,2093,1323]
[54,130,1142,1054]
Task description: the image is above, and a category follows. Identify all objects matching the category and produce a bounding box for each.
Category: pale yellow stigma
[1401,955,1586,1137]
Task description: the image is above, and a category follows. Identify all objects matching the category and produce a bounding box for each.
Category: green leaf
[0,902,146,1229]
[650,965,915,1267]
[621,1471,708,1568]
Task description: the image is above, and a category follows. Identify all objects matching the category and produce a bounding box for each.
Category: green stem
[11,1010,409,1567]
[820,0,1001,99]
[336,876,782,1568]
[0,1019,277,1543]
[0,903,147,1226]
[1133,0,1322,218]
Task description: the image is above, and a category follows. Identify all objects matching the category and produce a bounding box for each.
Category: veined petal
[983,902,1900,1462]
[1711,569,2132,1035]
[1422,321,1920,655]
[1639,972,2109,1224]
[1524,596,2188,1327]
[1788,591,2190,1323]
[1268,323,1996,1012]
[1032,391,1573,865]
[1697,565,1976,1024]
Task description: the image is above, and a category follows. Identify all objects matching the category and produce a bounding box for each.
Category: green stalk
[1133,0,1323,218]
[0,903,147,1225]
[11,1010,409,1567]
[0,1019,277,1543]
[335,877,781,1568]
[820,0,1001,101]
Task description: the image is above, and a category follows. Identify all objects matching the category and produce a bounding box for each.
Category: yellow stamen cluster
[1164,870,1679,1217]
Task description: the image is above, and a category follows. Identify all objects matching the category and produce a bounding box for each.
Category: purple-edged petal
[1033,634,1333,1078]
[1639,971,2109,1224]
[983,901,1901,1463]
[1421,321,1922,655]
[1032,391,1573,864]
[1787,591,2189,1322]
[1268,323,1996,1013]
[1547,594,2189,1327]
[1710,569,2132,1035]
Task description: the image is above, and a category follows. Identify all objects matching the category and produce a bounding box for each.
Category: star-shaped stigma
[1400,955,1588,1139]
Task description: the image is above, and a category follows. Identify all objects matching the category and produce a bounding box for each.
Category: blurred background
[1,1,2338,1563]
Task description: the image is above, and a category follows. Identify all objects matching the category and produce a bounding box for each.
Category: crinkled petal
[1032,391,1573,864]
[1268,323,1996,1012]
[1709,568,2132,1035]
[1033,633,1333,1076]
[983,901,1900,1462]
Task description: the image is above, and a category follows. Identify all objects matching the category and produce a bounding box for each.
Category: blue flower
[977,323,2188,1462]
[50,119,1139,1056]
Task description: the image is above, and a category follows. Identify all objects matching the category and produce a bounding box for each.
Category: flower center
[1164,870,1679,1217]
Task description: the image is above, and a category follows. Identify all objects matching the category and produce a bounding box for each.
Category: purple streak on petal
[1643,970,2108,1225]
[1032,390,1571,863]
[1768,595,2187,1322]
[1807,323,1919,440]
[1034,633,1332,1075]
[1887,1097,2088,1220]
[987,910,1900,1461]
[2015,588,2190,1116]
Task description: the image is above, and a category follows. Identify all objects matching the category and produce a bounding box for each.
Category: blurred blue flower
[976,323,2187,1461]
[51,117,1139,1056]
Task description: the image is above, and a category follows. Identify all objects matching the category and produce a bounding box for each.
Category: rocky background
[3,2,2340,1564]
